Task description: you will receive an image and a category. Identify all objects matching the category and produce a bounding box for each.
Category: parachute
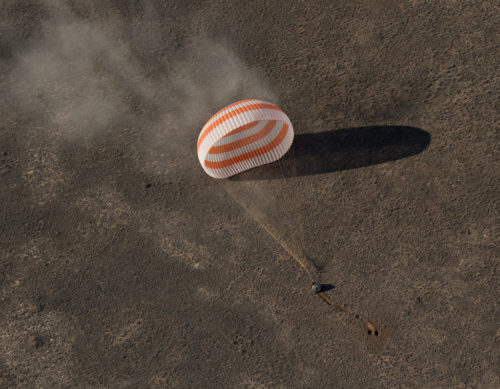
[197,99,294,178]
[196,98,374,329]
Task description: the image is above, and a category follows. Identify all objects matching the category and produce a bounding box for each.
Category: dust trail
[5,0,277,147]
[5,0,311,256]
[3,0,383,342]
[5,0,314,272]
[4,0,324,283]
[6,1,158,138]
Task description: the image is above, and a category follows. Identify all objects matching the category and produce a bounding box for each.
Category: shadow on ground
[231,126,430,180]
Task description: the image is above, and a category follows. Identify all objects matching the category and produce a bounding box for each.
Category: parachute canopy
[197,99,294,178]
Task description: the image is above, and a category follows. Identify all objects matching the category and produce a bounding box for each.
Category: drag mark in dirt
[317,290,380,337]
[222,180,381,337]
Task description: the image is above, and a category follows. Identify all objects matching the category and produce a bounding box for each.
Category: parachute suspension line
[223,180,381,335]
[278,151,306,262]
[279,145,321,277]
[276,156,306,263]
[276,154,308,267]
[288,145,307,265]
[221,180,316,278]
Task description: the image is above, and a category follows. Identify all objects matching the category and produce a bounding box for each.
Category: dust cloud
[6,0,278,145]
[4,0,312,278]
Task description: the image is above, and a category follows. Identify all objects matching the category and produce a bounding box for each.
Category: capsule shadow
[230,126,430,181]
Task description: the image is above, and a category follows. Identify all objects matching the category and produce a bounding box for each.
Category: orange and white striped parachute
[197,99,294,178]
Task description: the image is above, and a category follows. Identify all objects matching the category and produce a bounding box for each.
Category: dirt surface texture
[1,1,498,388]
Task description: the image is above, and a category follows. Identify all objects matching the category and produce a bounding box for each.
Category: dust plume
[4,0,312,276]
[5,0,277,144]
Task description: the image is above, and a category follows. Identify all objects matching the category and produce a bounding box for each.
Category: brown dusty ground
[1,1,499,388]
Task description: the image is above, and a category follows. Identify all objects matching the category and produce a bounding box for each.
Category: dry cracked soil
[0,1,498,388]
